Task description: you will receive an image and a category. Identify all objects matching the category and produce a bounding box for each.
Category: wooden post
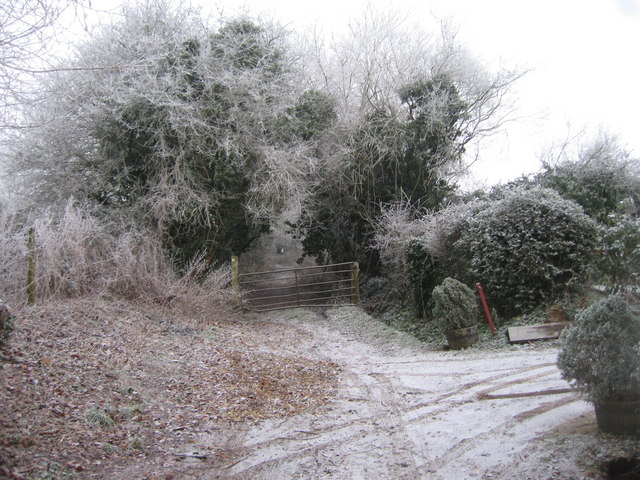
[351,262,360,304]
[294,269,300,306]
[231,256,239,294]
[26,227,36,305]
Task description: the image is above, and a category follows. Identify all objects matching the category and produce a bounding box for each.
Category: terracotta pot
[445,325,479,350]
[594,396,640,435]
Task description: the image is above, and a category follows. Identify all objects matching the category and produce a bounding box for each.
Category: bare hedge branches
[0,0,88,130]
[0,200,231,307]
[305,5,523,178]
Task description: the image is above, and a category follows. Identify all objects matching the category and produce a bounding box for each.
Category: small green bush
[431,277,479,330]
[557,295,640,403]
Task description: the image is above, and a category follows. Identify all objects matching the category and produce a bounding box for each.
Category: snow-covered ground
[191,307,606,480]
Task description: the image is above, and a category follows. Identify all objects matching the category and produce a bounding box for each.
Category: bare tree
[304,5,523,176]
[0,0,88,130]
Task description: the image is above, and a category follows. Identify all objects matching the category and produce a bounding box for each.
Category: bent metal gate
[231,257,360,312]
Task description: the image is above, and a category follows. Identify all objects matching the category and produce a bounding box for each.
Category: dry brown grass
[0,201,232,308]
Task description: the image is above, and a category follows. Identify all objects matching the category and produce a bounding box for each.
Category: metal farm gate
[231,257,360,312]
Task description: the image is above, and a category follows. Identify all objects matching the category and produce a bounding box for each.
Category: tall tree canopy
[291,76,462,274]
[290,8,521,275]
[6,2,520,275]
[7,3,324,267]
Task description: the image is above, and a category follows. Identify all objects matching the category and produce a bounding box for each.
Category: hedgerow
[384,187,598,318]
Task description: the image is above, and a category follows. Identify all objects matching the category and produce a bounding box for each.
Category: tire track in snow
[215,352,579,479]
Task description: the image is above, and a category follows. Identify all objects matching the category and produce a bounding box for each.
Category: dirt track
[179,307,603,480]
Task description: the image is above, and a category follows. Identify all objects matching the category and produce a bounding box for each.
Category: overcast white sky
[78,0,640,185]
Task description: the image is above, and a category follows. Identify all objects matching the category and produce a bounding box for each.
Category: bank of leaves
[0,298,338,478]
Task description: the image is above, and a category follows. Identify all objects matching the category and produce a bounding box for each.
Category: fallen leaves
[0,297,338,478]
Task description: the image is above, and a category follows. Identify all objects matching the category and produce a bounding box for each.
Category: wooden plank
[507,321,573,344]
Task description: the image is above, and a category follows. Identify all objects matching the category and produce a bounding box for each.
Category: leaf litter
[0,297,338,479]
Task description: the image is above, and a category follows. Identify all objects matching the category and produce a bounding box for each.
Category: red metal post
[476,283,497,336]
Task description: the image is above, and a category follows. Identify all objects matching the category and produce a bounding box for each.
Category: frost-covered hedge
[596,208,640,293]
[394,187,599,318]
[0,201,231,307]
[459,187,598,316]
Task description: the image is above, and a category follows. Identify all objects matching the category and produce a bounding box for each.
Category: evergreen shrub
[405,240,445,318]
[557,294,640,403]
[459,187,598,316]
[431,277,478,330]
[596,208,640,292]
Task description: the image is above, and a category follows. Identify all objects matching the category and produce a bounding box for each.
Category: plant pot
[594,397,640,435]
[445,325,478,350]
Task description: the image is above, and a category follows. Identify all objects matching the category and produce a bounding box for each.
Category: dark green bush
[405,240,445,318]
[458,187,598,317]
[596,208,640,293]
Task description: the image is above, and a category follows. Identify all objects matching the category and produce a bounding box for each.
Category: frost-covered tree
[7,2,323,267]
[0,0,86,131]
[537,132,640,292]
[291,79,459,275]
[305,6,522,164]
[290,7,521,275]
[538,132,640,224]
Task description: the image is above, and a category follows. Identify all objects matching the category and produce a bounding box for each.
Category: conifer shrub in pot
[432,277,479,350]
[557,294,640,435]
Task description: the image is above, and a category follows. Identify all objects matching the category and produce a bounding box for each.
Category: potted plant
[557,294,640,435]
[432,277,479,350]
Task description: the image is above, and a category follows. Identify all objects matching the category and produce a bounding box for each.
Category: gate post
[231,256,239,294]
[294,269,301,306]
[350,262,360,304]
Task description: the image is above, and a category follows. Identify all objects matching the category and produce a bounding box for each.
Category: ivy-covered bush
[381,186,600,319]
[395,202,480,318]
[431,277,478,330]
[537,137,640,225]
[458,187,598,317]
[406,240,445,318]
[557,294,640,403]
